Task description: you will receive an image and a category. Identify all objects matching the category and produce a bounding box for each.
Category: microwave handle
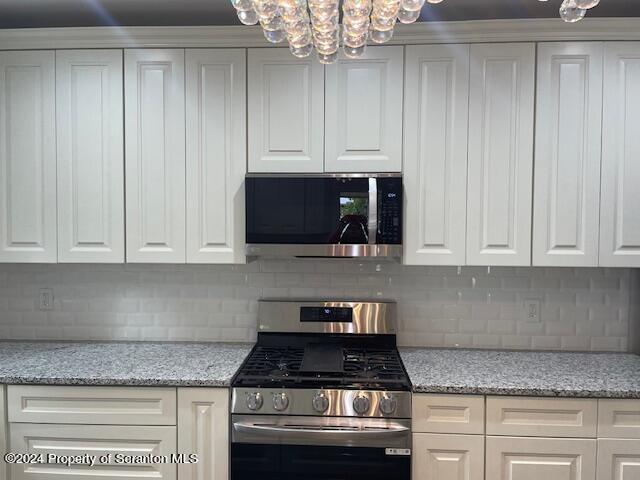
[368,178,378,245]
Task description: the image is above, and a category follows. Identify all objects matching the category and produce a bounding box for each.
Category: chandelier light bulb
[237,8,260,25]
[575,0,600,8]
[231,0,254,10]
[559,0,587,22]
[397,6,420,24]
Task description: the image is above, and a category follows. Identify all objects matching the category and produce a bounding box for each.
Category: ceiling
[0,0,637,29]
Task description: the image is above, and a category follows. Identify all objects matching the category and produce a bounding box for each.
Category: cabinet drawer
[10,424,176,480]
[8,385,176,425]
[598,399,640,438]
[412,394,485,434]
[413,433,484,480]
[486,396,597,438]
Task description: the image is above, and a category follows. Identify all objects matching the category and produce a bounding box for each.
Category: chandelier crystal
[232,0,606,63]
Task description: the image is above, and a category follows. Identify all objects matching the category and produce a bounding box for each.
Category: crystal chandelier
[558,0,601,23]
[230,0,604,64]
[230,0,441,64]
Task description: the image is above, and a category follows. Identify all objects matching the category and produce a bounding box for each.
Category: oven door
[245,174,402,259]
[231,415,411,480]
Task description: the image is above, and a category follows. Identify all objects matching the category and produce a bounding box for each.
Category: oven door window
[232,444,410,480]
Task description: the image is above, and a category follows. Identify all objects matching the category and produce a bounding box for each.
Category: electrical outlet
[39,288,54,311]
[524,299,541,322]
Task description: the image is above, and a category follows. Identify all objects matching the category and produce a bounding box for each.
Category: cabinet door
[125,49,186,263]
[10,424,177,480]
[186,49,246,264]
[533,43,603,267]
[403,44,470,265]
[248,48,324,173]
[467,43,535,266]
[486,436,596,480]
[56,50,125,263]
[600,42,640,267]
[0,51,56,263]
[0,385,5,480]
[325,46,403,172]
[413,433,484,480]
[177,388,229,480]
[597,439,640,480]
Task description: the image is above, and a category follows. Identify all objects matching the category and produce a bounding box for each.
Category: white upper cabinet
[248,48,324,173]
[186,49,246,264]
[125,49,186,263]
[56,50,125,263]
[600,42,640,267]
[466,43,536,266]
[324,46,403,173]
[403,44,470,266]
[533,43,603,267]
[0,51,56,263]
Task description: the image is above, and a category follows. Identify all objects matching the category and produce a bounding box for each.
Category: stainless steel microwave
[245,173,402,259]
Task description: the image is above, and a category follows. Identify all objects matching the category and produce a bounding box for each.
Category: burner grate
[234,344,410,390]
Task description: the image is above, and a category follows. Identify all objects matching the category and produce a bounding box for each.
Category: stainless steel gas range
[230,300,412,480]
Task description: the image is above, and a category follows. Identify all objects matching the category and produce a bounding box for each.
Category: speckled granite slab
[0,341,253,386]
[400,348,640,398]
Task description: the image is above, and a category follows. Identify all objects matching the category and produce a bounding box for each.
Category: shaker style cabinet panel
[125,49,186,263]
[486,436,597,480]
[533,43,603,267]
[177,388,229,480]
[56,50,125,263]
[600,42,640,267]
[466,43,535,266]
[403,44,470,266]
[248,48,324,173]
[412,433,484,480]
[10,424,177,480]
[185,49,246,264]
[597,439,640,480]
[324,46,403,173]
[0,51,56,263]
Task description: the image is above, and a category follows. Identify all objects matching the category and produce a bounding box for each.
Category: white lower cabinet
[10,423,177,480]
[177,388,229,480]
[486,436,596,480]
[597,439,640,480]
[0,385,6,480]
[413,433,484,480]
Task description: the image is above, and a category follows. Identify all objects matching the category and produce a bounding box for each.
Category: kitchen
[0,0,640,479]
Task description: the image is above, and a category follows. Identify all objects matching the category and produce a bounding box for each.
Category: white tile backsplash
[0,261,634,351]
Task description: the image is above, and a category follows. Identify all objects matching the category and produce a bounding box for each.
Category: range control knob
[312,392,330,413]
[353,394,371,415]
[379,394,398,415]
[246,392,263,411]
[273,392,289,411]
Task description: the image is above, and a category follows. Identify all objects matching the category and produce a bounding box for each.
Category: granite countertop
[0,341,253,387]
[400,348,640,398]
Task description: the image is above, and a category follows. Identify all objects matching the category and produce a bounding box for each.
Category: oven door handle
[233,420,409,438]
